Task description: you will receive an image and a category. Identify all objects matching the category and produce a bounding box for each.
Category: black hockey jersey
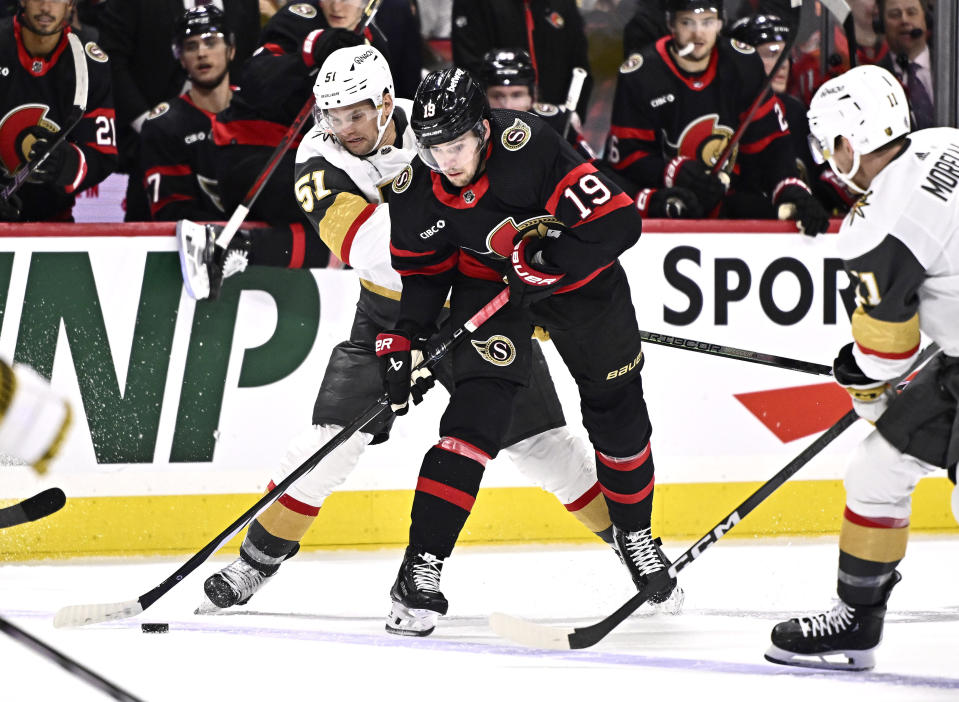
[140,94,224,221]
[388,109,639,333]
[0,17,117,221]
[213,2,389,150]
[606,36,798,201]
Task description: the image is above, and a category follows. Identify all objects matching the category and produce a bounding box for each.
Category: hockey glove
[506,235,566,308]
[375,329,435,416]
[308,28,365,67]
[637,187,704,218]
[664,156,727,212]
[0,176,22,221]
[833,342,893,424]
[25,126,81,189]
[776,183,830,236]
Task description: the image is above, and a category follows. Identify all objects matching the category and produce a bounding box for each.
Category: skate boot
[176,220,250,300]
[613,526,684,614]
[765,572,900,671]
[385,546,449,637]
[197,557,271,613]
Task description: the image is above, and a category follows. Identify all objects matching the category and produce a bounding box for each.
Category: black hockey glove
[506,235,566,308]
[638,187,704,218]
[309,28,365,67]
[776,184,830,236]
[25,126,81,189]
[833,342,892,424]
[664,156,727,212]
[374,328,435,416]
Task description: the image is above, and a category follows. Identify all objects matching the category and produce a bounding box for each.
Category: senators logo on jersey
[666,113,737,171]
[470,335,516,366]
[484,215,563,259]
[0,103,59,175]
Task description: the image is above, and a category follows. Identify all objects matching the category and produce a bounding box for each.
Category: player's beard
[191,67,229,91]
[22,11,67,36]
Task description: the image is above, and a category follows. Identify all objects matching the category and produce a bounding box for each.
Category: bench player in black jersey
[605,0,828,234]
[376,68,683,636]
[0,0,117,221]
[140,6,234,222]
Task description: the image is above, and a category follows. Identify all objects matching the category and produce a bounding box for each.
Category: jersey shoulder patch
[730,39,756,55]
[146,102,170,120]
[287,3,318,18]
[532,102,559,117]
[501,117,532,151]
[84,41,109,63]
[392,164,413,194]
[620,53,643,74]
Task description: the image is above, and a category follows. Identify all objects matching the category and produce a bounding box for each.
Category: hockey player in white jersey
[0,360,71,476]
[196,46,653,633]
[766,65,959,671]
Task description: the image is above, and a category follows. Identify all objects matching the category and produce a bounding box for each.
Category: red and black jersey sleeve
[528,120,640,280]
[844,234,924,379]
[62,48,118,195]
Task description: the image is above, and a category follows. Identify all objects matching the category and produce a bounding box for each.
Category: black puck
[140,623,169,633]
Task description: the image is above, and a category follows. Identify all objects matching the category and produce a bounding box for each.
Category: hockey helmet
[728,14,790,47]
[665,0,725,22]
[313,46,396,154]
[172,5,234,59]
[479,49,536,89]
[807,65,910,192]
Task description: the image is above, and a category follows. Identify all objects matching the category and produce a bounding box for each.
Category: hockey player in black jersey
[378,68,683,636]
[140,6,234,222]
[479,48,596,161]
[0,0,117,221]
[196,47,623,621]
[605,0,828,235]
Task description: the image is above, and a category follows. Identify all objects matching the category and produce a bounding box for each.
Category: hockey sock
[240,519,302,576]
[564,481,614,541]
[256,493,320,544]
[246,223,330,268]
[837,507,908,605]
[409,439,489,558]
[596,442,655,532]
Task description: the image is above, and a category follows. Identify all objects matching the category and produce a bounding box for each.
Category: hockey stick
[711,0,803,178]
[0,487,66,529]
[0,615,144,701]
[639,330,832,376]
[819,0,857,68]
[491,342,941,650]
[53,287,510,628]
[561,67,588,140]
[212,0,384,253]
[0,32,88,204]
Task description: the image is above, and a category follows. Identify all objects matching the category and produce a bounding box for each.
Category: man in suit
[878,0,934,129]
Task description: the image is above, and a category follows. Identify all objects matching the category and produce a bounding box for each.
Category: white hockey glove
[0,361,71,474]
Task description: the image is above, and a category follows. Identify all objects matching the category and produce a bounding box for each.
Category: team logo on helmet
[85,42,108,63]
[392,165,413,194]
[668,113,737,172]
[0,104,59,175]
[501,118,531,151]
[288,3,318,18]
[730,39,756,55]
[620,53,644,74]
[546,11,565,29]
[471,335,516,366]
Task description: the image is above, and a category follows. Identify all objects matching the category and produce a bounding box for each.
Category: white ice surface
[1,536,957,701]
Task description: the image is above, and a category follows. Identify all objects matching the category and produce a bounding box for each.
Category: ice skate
[196,558,271,614]
[613,526,684,614]
[385,547,448,637]
[176,220,249,300]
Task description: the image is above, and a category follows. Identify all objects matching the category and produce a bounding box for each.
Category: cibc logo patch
[501,118,531,151]
[471,335,516,366]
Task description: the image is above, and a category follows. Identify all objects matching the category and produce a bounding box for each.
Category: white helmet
[313,45,395,154]
[807,65,910,193]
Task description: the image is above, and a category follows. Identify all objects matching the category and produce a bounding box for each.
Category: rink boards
[0,221,954,559]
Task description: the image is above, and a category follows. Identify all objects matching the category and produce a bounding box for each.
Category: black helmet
[411,68,491,148]
[479,49,536,89]
[172,5,234,59]
[665,0,725,22]
[728,14,790,46]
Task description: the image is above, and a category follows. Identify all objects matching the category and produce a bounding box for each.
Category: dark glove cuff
[772,178,812,205]
[833,342,881,387]
[512,236,565,286]
[663,156,693,189]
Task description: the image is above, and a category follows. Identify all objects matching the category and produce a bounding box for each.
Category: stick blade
[53,600,143,628]
[22,487,66,521]
[489,612,575,650]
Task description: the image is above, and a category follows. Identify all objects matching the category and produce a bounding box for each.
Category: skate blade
[176,220,210,300]
[649,585,685,615]
[385,602,438,637]
[764,643,876,671]
[194,596,225,615]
